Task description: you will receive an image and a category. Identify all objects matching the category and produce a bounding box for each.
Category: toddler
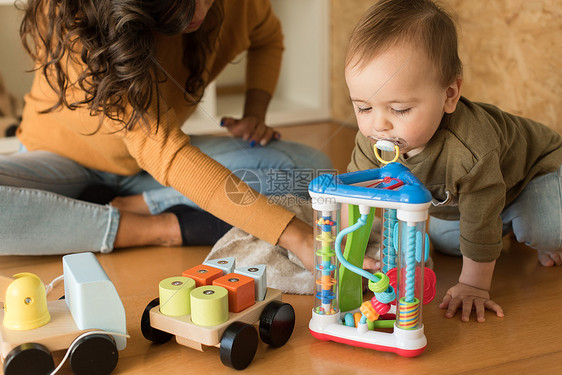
[345,0,562,322]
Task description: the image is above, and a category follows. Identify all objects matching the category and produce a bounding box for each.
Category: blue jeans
[144,135,334,213]
[0,136,333,255]
[428,165,562,256]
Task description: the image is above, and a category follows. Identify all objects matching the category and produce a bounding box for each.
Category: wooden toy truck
[141,258,296,370]
[0,252,127,375]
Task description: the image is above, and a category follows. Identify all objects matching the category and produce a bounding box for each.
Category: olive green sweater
[349,97,562,262]
[18,0,294,245]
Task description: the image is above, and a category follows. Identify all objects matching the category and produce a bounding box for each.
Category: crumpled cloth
[205,197,381,295]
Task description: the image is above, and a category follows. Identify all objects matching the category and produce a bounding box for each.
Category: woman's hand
[439,282,504,322]
[277,217,314,272]
[362,255,381,292]
[221,88,280,147]
[221,115,280,146]
[363,255,380,272]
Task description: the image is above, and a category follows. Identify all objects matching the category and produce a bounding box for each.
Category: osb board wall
[331,0,562,134]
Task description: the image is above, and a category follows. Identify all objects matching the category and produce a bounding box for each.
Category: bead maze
[140,258,295,370]
[0,252,127,375]
[308,142,436,357]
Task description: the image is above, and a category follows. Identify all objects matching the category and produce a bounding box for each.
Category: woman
[0,0,332,271]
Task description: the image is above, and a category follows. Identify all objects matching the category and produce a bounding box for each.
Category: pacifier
[371,137,407,164]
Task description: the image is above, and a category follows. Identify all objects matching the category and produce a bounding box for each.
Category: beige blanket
[206,197,381,295]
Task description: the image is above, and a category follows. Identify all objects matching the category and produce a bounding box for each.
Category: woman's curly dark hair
[19,0,223,132]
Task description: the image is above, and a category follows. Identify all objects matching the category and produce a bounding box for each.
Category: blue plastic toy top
[308,162,431,204]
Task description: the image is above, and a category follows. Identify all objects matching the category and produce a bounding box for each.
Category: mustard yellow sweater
[17,0,295,244]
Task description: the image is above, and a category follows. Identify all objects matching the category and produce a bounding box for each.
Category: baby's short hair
[346,0,462,87]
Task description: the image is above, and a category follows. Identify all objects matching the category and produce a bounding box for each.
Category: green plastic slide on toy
[338,204,375,312]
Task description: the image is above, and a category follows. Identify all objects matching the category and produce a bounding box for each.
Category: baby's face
[345,43,456,157]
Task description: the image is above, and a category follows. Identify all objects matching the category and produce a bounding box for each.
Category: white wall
[0,2,34,100]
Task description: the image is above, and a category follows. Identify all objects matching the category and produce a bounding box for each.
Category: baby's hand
[439,282,504,322]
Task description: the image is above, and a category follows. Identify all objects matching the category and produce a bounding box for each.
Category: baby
[345,0,562,322]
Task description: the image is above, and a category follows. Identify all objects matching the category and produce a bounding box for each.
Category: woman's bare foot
[111,194,151,215]
[114,211,182,248]
[537,250,562,267]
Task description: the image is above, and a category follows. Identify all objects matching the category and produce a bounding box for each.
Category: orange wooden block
[213,273,255,313]
[182,265,223,287]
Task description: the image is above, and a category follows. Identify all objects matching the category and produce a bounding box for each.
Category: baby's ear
[443,77,463,113]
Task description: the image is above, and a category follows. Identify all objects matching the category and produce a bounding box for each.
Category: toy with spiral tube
[308,158,436,357]
[381,209,398,273]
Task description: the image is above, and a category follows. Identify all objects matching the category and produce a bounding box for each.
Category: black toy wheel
[141,298,173,344]
[259,300,295,348]
[220,322,259,370]
[3,342,55,375]
[68,333,118,375]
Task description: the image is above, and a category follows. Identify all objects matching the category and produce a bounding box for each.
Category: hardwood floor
[1,122,561,374]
